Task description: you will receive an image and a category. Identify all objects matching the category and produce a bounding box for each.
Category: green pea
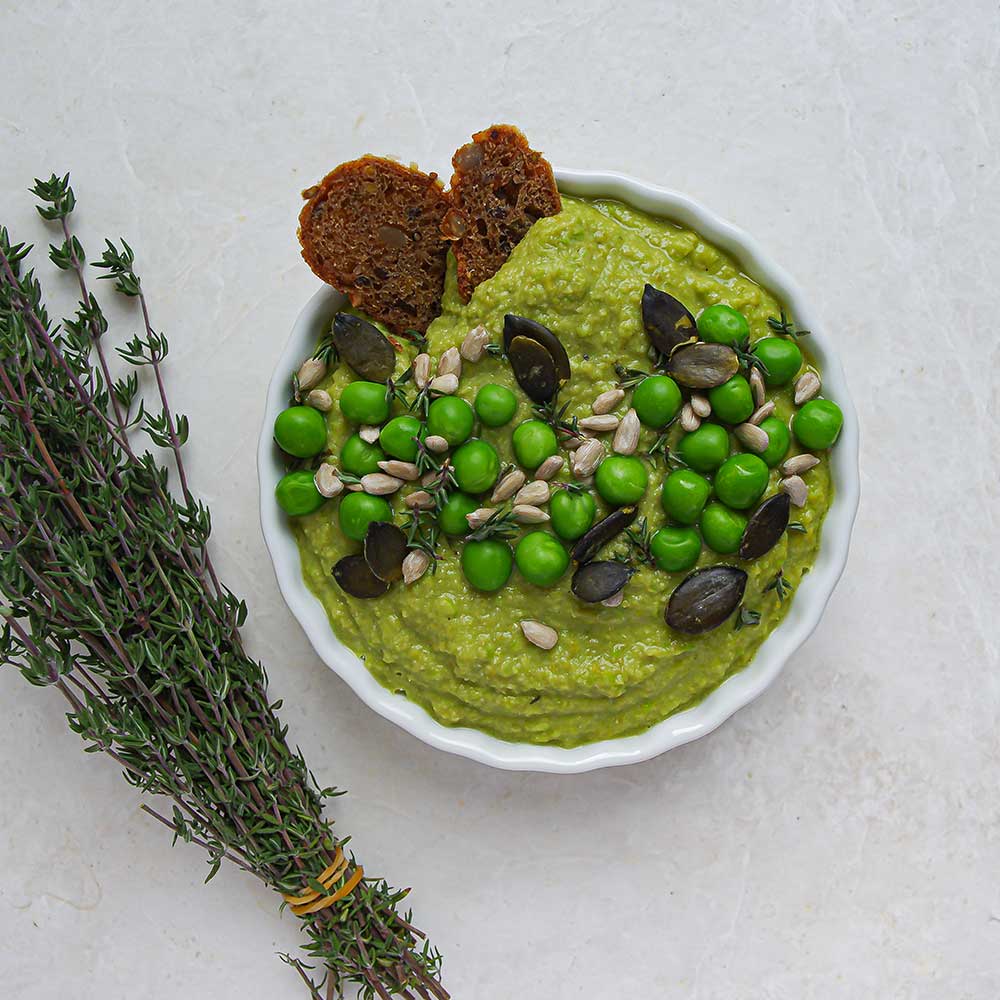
[338,492,392,542]
[339,433,386,476]
[461,539,513,592]
[758,416,791,467]
[594,455,648,506]
[677,423,730,472]
[632,375,682,429]
[437,491,479,536]
[452,439,500,494]
[708,375,754,425]
[512,419,558,470]
[379,415,423,462]
[752,338,803,387]
[650,525,702,572]
[793,399,843,450]
[474,384,518,427]
[273,405,327,458]
[713,454,769,510]
[660,468,712,524]
[426,396,474,446]
[700,502,748,554]
[514,531,570,587]
[549,488,597,541]
[339,381,390,425]
[697,303,750,345]
[275,470,325,516]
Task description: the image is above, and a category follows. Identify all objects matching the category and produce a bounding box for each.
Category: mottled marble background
[2,1,997,997]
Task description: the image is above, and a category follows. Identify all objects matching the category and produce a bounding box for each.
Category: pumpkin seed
[314,464,343,498]
[738,492,791,560]
[491,468,526,503]
[502,314,571,384]
[592,388,625,414]
[520,619,558,650]
[571,561,633,603]
[512,504,549,524]
[571,438,605,477]
[402,549,431,584]
[361,473,404,495]
[667,342,739,389]
[424,434,450,453]
[535,455,565,481]
[363,521,408,582]
[781,454,819,477]
[680,402,701,432]
[460,324,491,362]
[378,460,420,481]
[579,414,620,433]
[413,353,432,389]
[305,388,333,412]
[734,422,770,453]
[438,347,462,379]
[332,313,396,382]
[749,400,775,425]
[429,373,459,395]
[750,367,766,407]
[333,554,390,599]
[571,506,638,564]
[359,424,381,444]
[690,393,712,418]
[665,566,747,634]
[514,480,551,506]
[507,335,559,404]
[780,475,808,507]
[641,284,698,356]
[296,357,327,393]
[613,408,640,456]
[794,371,821,405]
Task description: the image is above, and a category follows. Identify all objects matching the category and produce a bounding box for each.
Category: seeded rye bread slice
[442,124,562,301]
[297,156,451,335]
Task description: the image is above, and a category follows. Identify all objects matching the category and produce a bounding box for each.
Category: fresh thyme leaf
[767,310,811,340]
[764,569,795,602]
[733,336,768,377]
[398,327,428,350]
[787,521,807,534]
[485,342,506,360]
[623,517,656,566]
[464,506,518,542]
[532,388,582,443]
[614,363,655,390]
[734,606,762,631]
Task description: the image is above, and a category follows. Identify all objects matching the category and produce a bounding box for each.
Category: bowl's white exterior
[257,168,860,773]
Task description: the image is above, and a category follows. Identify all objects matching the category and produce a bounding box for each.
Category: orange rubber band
[290,866,365,916]
[282,847,346,906]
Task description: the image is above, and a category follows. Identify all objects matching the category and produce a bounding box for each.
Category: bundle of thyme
[0,175,447,1000]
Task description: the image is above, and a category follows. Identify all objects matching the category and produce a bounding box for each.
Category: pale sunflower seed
[438,347,462,379]
[780,475,808,507]
[592,388,625,415]
[514,480,551,506]
[413,353,432,389]
[794,371,821,405]
[613,408,640,456]
[361,473,404,495]
[347,483,364,492]
[465,507,497,530]
[520,619,558,650]
[781,453,820,477]
[512,504,550,524]
[424,434,450,453]
[680,402,701,432]
[601,589,625,608]
[378,460,420,481]
[750,367,766,407]
[690,393,712,418]
[359,425,381,444]
[404,490,435,511]
[579,414,620,433]
[304,388,333,412]
[429,373,459,395]
[535,455,565,481]
[735,422,770,453]
[420,470,438,487]
[460,324,491,363]
[562,435,587,451]
[313,464,343,498]
[491,468,526,503]
[571,438,605,477]
[402,549,431,584]
[749,400,775,425]
[296,357,327,393]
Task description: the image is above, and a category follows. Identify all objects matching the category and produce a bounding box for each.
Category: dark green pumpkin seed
[571,561,633,603]
[665,565,747,634]
[507,335,559,403]
[503,315,571,383]
[333,553,390,598]
[667,342,739,389]
[641,284,698,357]
[571,506,638,564]
[363,521,408,582]
[332,313,396,382]
[738,492,790,560]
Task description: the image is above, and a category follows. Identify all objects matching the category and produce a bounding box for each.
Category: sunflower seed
[781,453,820,477]
[491,468,526,503]
[613,408,640,456]
[314,464,343,498]
[512,504,550,524]
[602,589,625,608]
[520,619,558,650]
[361,473,404,495]
[750,367,766,407]
[735,422,770,453]
[429,373,459,395]
[347,483,364,492]
[680,402,701,432]
[749,400,775,425]
[571,438,605,477]
[690,393,712,418]
[378,460,420,481]
[305,388,333,412]
[296,357,327,393]
[514,480,551,506]
[420,470,438,486]
[466,507,497,529]
[413,353,432,389]
[460,324,492,362]
[780,475,808,507]
[359,424,381,444]
[404,490,435,511]
[592,388,625,415]
[562,434,587,451]
[402,549,431,584]
[535,455,565,481]
[794,371,821,405]
[579,414,620,433]
[424,434,449,453]
[438,347,462,379]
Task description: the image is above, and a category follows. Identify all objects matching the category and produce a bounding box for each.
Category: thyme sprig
[623,517,656,567]
[464,505,518,542]
[733,335,769,377]
[1,175,446,1000]
[614,363,655,390]
[767,310,811,340]
[403,513,441,568]
[532,388,582,443]
[734,606,762,631]
[764,569,795,602]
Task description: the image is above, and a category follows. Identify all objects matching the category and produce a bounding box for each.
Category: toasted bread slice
[443,125,562,301]
[298,156,451,335]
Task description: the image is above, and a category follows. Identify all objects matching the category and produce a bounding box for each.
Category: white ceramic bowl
[258,168,860,773]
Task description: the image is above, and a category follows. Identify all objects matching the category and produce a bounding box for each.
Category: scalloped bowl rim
[257,167,860,773]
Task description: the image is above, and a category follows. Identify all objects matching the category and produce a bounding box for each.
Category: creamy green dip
[292,196,832,747]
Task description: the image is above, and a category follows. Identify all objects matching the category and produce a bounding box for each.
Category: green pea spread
[292,196,833,747]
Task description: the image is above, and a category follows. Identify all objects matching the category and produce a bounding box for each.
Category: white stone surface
[2,1,998,997]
